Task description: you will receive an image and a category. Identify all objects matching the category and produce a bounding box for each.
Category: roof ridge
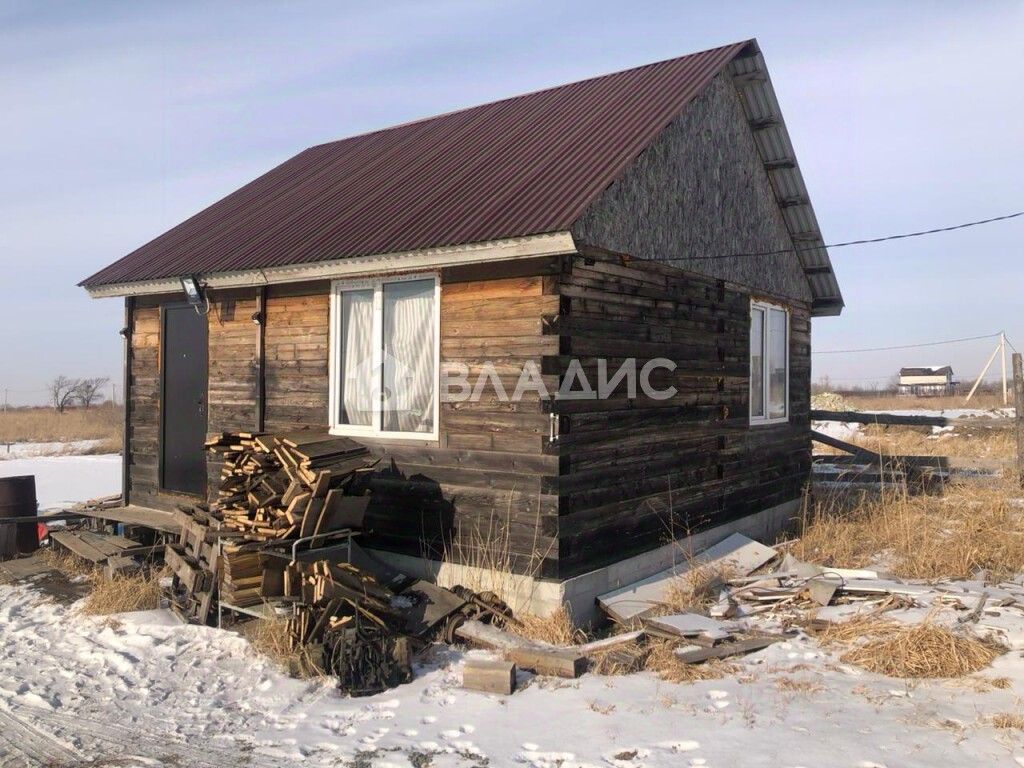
[306,40,754,150]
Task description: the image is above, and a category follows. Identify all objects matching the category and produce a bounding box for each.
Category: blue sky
[1,1,1022,405]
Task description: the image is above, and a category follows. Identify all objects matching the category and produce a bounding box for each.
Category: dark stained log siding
[126,291,261,512]
[551,251,811,578]
[258,271,560,576]
[125,268,561,574]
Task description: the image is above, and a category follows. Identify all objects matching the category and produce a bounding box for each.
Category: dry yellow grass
[81,569,163,615]
[775,676,824,694]
[438,501,557,616]
[586,638,734,682]
[0,405,122,447]
[238,618,323,678]
[656,561,737,617]
[42,546,95,579]
[794,480,1024,581]
[643,639,736,683]
[840,391,1007,412]
[818,423,1017,461]
[990,712,1024,730]
[818,616,1003,678]
[511,606,588,646]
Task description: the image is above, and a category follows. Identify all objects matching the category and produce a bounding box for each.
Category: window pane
[767,308,787,419]
[338,289,375,426]
[382,279,435,433]
[750,308,764,418]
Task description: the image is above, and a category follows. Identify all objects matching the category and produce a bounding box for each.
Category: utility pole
[111,383,118,407]
[1001,332,1008,406]
[965,338,1003,404]
[1013,353,1023,488]
[2,389,7,414]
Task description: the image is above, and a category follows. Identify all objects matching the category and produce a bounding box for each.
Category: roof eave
[81,231,578,298]
[726,42,844,317]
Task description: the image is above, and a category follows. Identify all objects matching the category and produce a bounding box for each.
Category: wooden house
[898,366,956,396]
[81,40,843,620]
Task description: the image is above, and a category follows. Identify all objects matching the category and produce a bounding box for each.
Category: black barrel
[0,475,38,558]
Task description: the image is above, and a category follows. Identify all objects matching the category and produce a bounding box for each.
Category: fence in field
[811,352,1024,488]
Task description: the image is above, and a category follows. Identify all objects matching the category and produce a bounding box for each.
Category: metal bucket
[0,475,38,558]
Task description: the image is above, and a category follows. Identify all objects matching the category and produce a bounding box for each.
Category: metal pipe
[288,529,354,566]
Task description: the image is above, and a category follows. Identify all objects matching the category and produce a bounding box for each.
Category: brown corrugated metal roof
[80,41,752,288]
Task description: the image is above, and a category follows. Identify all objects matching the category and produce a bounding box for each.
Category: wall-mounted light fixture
[180,275,204,307]
[118,327,129,337]
[250,311,264,326]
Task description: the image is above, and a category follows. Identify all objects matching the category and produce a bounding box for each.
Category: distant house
[80,40,843,619]
[898,366,955,396]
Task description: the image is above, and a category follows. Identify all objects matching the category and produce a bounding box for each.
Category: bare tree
[49,376,80,414]
[75,377,110,410]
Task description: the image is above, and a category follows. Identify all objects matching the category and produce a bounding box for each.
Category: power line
[645,210,1024,262]
[815,331,1001,355]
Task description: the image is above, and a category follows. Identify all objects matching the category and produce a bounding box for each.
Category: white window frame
[749,299,789,426]
[328,272,441,441]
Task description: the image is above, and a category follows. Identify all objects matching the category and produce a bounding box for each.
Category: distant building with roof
[898,366,955,396]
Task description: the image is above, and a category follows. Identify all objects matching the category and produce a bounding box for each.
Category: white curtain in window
[750,307,765,418]
[767,308,787,419]
[339,289,374,426]
[382,279,435,433]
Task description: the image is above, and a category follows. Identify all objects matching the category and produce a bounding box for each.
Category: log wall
[124,251,811,581]
[125,264,562,576]
[550,249,811,578]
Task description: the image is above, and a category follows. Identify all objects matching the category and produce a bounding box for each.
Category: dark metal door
[161,304,208,496]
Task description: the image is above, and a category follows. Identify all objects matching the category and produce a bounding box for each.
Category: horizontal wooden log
[811,409,1013,429]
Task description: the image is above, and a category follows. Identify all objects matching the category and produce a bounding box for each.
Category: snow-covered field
[0,452,119,510]
[813,407,1014,443]
[0,440,104,461]
[4,582,1024,767]
[5,452,1024,766]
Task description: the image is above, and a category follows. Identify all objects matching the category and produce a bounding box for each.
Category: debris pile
[204,430,376,541]
[163,430,378,622]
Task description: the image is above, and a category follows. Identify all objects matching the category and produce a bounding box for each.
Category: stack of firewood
[204,431,376,541]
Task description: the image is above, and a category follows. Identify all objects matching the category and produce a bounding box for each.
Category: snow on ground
[6,445,1024,766]
[0,440,104,461]
[813,407,1015,444]
[4,582,1024,767]
[0,453,120,510]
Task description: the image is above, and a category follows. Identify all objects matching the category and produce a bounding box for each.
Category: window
[328,274,440,439]
[750,300,788,424]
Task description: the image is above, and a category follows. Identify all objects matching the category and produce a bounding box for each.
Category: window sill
[749,416,790,427]
[328,425,440,443]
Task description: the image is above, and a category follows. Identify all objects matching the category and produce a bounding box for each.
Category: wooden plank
[675,636,778,664]
[810,430,878,462]
[506,646,586,679]
[462,659,517,695]
[597,533,778,623]
[811,409,1013,429]
[73,505,181,534]
[453,620,585,678]
[316,492,369,534]
[643,613,731,642]
[51,531,110,563]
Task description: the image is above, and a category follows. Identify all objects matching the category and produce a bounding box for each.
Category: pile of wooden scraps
[205,430,376,541]
[164,507,236,624]
[284,557,514,696]
[710,554,934,620]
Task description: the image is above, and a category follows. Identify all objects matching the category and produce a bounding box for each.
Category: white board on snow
[597,533,778,623]
[644,613,732,641]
